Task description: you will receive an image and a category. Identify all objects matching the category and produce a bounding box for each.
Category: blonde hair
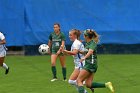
[84,29,99,43]
[71,29,81,40]
[93,30,99,43]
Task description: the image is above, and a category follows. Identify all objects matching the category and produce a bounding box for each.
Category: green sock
[78,86,84,93]
[62,67,66,79]
[91,82,105,88]
[51,66,57,78]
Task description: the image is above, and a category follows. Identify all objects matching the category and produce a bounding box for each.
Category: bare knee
[85,82,92,88]
[0,59,4,66]
[59,59,66,67]
[51,59,56,66]
[86,84,91,88]
[76,79,83,86]
[51,54,57,66]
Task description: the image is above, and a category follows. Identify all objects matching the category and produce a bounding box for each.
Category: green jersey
[85,40,97,64]
[49,32,65,51]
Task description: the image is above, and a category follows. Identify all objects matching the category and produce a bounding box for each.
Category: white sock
[68,80,88,93]
[68,79,77,85]
[69,80,78,91]
[83,81,86,85]
[84,89,88,93]
[3,63,8,69]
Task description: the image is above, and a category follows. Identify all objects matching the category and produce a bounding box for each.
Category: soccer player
[48,23,66,82]
[76,29,115,93]
[63,29,87,93]
[0,32,9,74]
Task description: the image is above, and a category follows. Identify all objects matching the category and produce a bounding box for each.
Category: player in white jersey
[0,32,9,74]
[71,38,85,69]
[63,29,87,93]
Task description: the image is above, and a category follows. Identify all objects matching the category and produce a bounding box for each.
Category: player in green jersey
[76,29,115,93]
[48,23,66,82]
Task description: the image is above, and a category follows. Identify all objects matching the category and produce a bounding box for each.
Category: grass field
[0,54,140,93]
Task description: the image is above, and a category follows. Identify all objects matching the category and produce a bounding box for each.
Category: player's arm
[60,40,65,50]
[78,50,86,55]
[48,33,53,48]
[63,49,78,55]
[0,39,6,45]
[80,49,93,62]
[56,40,65,55]
[59,33,65,51]
[47,40,52,54]
[48,40,52,48]
[48,33,52,54]
[56,33,66,55]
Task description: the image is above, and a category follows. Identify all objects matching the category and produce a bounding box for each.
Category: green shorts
[51,46,66,56]
[51,49,64,56]
[83,62,98,73]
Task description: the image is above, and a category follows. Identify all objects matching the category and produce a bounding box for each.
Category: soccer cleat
[63,79,67,81]
[90,88,94,93]
[84,89,88,93]
[51,78,58,82]
[5,67,9,75]
[105,82,115,93]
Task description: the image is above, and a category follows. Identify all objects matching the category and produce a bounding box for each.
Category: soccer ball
[38,44,49,55]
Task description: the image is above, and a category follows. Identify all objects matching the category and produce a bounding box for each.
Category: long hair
[71,29,81,40]
[92,30,99,43]
[84,29,99,43]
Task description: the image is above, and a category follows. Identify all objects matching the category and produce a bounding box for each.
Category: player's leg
[88,79,114,92]
[85,73,94,93]
[69,68,80,83]
[0,57,9,74]
[85,72,114,93]
[85,73,107,92]
[69,68,88,93]
[77,69,90,93]
[59,55,66,80]
[69,68,80,90]
[85,63,106,92]
[51,54,58,81]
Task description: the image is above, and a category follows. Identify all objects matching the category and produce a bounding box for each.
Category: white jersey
[71,39,85,69]
[0,32,6,57]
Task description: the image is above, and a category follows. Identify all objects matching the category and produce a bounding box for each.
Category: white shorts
[0,50,6,57]
[75,66,83,70]
[74,60,85,70]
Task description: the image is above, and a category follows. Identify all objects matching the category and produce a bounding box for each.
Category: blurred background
[0,0,140,55]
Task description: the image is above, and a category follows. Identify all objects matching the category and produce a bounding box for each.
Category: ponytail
[93,31,99,43]
[77,30,81,40]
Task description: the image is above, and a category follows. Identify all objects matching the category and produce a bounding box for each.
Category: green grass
[0,54,140,93]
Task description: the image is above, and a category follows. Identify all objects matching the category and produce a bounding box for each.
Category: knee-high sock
[91,82,105,88]
[78,86,85,93]
[51,66,57,78]
[2,63,8,69]
[62,67,66,79]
